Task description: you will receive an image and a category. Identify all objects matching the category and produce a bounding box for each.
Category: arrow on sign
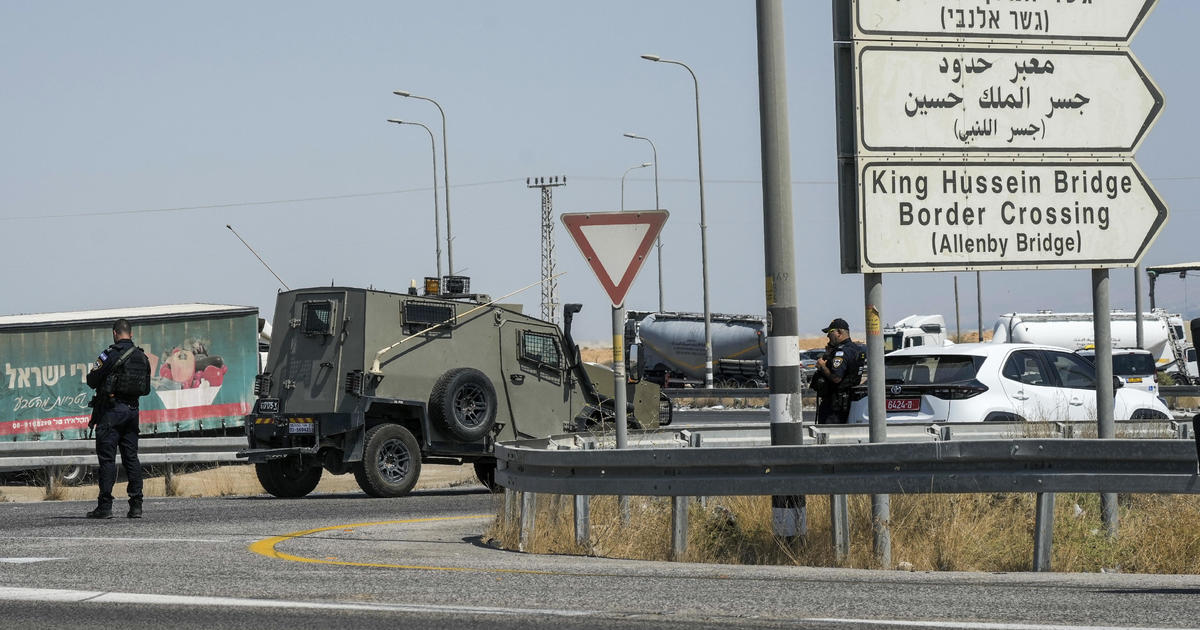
[561,210,668,307]
[855,45,1163,153]
[856,160,1167,271]
[851,0,1158,43]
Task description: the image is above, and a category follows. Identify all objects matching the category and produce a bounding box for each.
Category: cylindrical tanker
[625,311,766,386]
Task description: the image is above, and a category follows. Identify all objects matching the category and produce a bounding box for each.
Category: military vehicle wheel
[473,459,500,493]
[256,458,322,498]
[354,424,421,498]
[48,464,91,486]
[429,368,497,442]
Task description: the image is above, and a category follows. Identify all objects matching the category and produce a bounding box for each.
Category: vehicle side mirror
[1113,375,1123,391]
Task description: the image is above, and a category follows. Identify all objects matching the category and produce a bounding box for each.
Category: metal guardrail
[1160,385,1200,397]
[518,419,1192,451]
[0,437,246,469]
[663,387,771,399]
[494,422,1200,569]
[496,438,1200,496]
[663,385,1200,403]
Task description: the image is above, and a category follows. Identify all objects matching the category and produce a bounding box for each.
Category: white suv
[848,343,1171,423]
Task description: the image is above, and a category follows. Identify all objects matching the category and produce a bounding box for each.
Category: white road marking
[0,536,231,543]
[0,558,66,564]
[804,617,1199,630]
[0,586,594,617]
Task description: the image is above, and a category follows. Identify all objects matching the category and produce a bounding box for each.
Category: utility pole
[757,0,806,539]
[527,176,566,326]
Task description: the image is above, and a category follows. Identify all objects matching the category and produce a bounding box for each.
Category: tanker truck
[624,311,767,387]
[990,309,1198,383]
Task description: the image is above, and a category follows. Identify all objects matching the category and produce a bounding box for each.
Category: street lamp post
[393,90,454,276]
[641,54,713,388]
[620,162,652,211]
[624,132,664,311]
[387,119,442,279]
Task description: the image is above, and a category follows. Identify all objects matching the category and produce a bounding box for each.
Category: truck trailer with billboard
[0,304,259,442]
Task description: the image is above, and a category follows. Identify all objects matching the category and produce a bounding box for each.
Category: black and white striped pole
[756,0,806,538]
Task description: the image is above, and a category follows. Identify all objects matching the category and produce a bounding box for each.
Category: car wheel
[255,458,322,498]
[1130,408,1169,420]
[354,424,421,498]
[429,368,497,442]
[983,412,1025,422]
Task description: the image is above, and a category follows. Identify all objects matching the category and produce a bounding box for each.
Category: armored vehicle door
[497,319,573,438]
[274,290,349,414]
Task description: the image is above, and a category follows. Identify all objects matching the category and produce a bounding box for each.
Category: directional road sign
[849,0,1158,43]
[856,160,1167,272]
[833,0,1168,274]
[561,210,668,307]
[854,45,1163,153]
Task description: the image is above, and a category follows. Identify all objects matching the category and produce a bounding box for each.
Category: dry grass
[41,480,68,501]
[486,492,1200,573]
[1,462,479,503]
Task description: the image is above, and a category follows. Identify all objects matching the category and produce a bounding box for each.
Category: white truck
[883,314,953,353]
[990,309,1198,383]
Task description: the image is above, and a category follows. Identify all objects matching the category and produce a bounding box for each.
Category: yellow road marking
[247,515,552,574]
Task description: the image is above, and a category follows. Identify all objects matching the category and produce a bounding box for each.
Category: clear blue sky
[2,1,1197,343]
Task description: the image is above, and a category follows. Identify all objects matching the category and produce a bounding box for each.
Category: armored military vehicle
[239,277,662,498]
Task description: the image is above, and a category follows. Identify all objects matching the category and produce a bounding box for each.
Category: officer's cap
[822,318,850,333]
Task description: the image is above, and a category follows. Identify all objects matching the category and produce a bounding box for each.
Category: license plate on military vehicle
[255,398,280,414]
[288,422,314,434]
[886,398,920,412]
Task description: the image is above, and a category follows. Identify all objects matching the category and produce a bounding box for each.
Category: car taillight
[928,380,988,400]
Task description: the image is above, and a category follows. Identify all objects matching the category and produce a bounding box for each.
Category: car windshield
[884,354,984,384]
[1111,353,1156,376]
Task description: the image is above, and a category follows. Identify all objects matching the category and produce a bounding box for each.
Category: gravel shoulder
[0,463,480,503]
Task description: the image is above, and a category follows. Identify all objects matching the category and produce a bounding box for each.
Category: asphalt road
[3,486,1200,629]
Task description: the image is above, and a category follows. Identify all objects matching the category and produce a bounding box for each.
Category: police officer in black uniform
[814,318,866,425]
[86,319,147,519]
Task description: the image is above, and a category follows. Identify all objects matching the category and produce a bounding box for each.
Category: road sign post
[562,210,668,451]
[834,0,1166,544]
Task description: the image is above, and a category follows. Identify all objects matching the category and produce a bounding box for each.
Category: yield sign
[561,210,668,307]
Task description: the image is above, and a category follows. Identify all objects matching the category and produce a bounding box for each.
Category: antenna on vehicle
[226,224,291,291]
[369,272,566,375]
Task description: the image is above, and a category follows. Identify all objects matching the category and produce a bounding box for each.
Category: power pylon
[526,176,566,325]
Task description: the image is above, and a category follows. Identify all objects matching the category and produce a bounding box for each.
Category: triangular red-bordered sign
[561,210,669,307]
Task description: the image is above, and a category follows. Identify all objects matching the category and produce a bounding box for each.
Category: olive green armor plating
[239,284,663,498]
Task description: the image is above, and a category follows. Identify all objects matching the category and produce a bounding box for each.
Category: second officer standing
[814,318,866,425]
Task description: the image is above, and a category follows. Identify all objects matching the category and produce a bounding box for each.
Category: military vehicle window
[520,331,562,370]
[302,300,335,335]
[402,300,455,335]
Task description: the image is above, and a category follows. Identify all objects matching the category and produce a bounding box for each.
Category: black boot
[86,507,113,519]
[127,501,143,519]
